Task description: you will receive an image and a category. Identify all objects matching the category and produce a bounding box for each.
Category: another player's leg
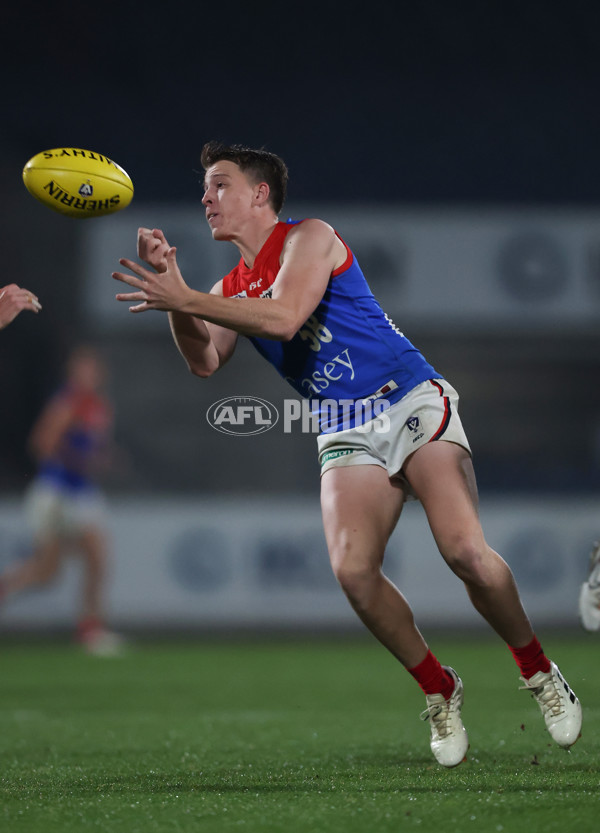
[403,440,582,749]
[320,463,468,767]
[0,481,65,602]
[578,540,600,632]
[0,536,62,599]
[75,525,123,656]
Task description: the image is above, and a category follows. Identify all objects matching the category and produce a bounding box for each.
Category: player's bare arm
[269,219,347,327]
[113,219,344,341]
[169,280,239,377]
[28,399,74,462]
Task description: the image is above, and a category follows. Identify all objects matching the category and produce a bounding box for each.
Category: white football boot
[520,661,582,749]
[420,666,469,767]
[80,628,126,657]
[579,541,600,632]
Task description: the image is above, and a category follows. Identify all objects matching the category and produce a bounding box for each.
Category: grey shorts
[317,379,471,492]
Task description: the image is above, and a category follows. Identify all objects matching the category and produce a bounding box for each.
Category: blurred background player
[0,345,123,655]
[579,541,600,631]
[0,283,41,329]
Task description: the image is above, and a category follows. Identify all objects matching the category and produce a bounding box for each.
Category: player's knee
[332,558,380,604]
[441,537,490,584]
[83,547,105,571]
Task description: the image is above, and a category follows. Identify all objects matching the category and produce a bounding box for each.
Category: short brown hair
[201,141,288,214]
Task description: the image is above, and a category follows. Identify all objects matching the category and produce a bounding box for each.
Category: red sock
[408,649,455,701]
[508,635,551,679]
[77,616,103,639]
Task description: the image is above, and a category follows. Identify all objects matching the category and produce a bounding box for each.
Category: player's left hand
[112,247,193,313]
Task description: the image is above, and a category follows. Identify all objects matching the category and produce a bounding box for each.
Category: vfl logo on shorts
[406,416,420,433]
[406,415,425,443]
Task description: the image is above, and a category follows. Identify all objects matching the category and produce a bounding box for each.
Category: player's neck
[234,218,279,268]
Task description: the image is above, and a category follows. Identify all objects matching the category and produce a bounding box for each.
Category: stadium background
[1,1,600,631]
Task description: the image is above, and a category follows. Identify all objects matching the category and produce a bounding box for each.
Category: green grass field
[0,633,598,833]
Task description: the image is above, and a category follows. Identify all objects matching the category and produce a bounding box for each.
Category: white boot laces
[420,700,450,737]
[520,673,563,717]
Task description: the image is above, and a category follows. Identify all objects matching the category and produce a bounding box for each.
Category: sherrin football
[22,148,134,218]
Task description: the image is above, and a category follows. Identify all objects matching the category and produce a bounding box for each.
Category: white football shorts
[317,378,471,493]
[24,478,107,539]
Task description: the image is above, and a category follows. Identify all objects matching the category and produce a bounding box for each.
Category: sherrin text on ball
[22,147,134,218]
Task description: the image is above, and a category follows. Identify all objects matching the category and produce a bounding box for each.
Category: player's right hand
[137,228,170,274]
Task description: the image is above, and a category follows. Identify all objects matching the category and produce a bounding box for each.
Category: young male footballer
[113,141,582,767]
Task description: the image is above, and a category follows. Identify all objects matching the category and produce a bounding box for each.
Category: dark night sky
[3,1,600,206]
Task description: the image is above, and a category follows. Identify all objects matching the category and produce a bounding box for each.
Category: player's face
[67,351,107,392]
[202,161,259,240]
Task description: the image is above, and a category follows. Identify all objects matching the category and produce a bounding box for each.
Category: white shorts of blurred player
[24,478,107,541]
[317,378,471,498]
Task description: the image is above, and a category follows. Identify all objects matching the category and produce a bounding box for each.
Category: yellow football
[22,148,134,218]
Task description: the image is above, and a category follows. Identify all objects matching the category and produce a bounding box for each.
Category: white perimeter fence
[0,496,596,631]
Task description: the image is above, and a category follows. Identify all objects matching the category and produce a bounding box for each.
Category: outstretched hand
[0,284,42,330]
[113,246,193,313]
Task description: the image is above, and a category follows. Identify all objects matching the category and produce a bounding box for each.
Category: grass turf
[0,633,598,832]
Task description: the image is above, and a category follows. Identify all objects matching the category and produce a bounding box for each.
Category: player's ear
[254,181,271,207]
